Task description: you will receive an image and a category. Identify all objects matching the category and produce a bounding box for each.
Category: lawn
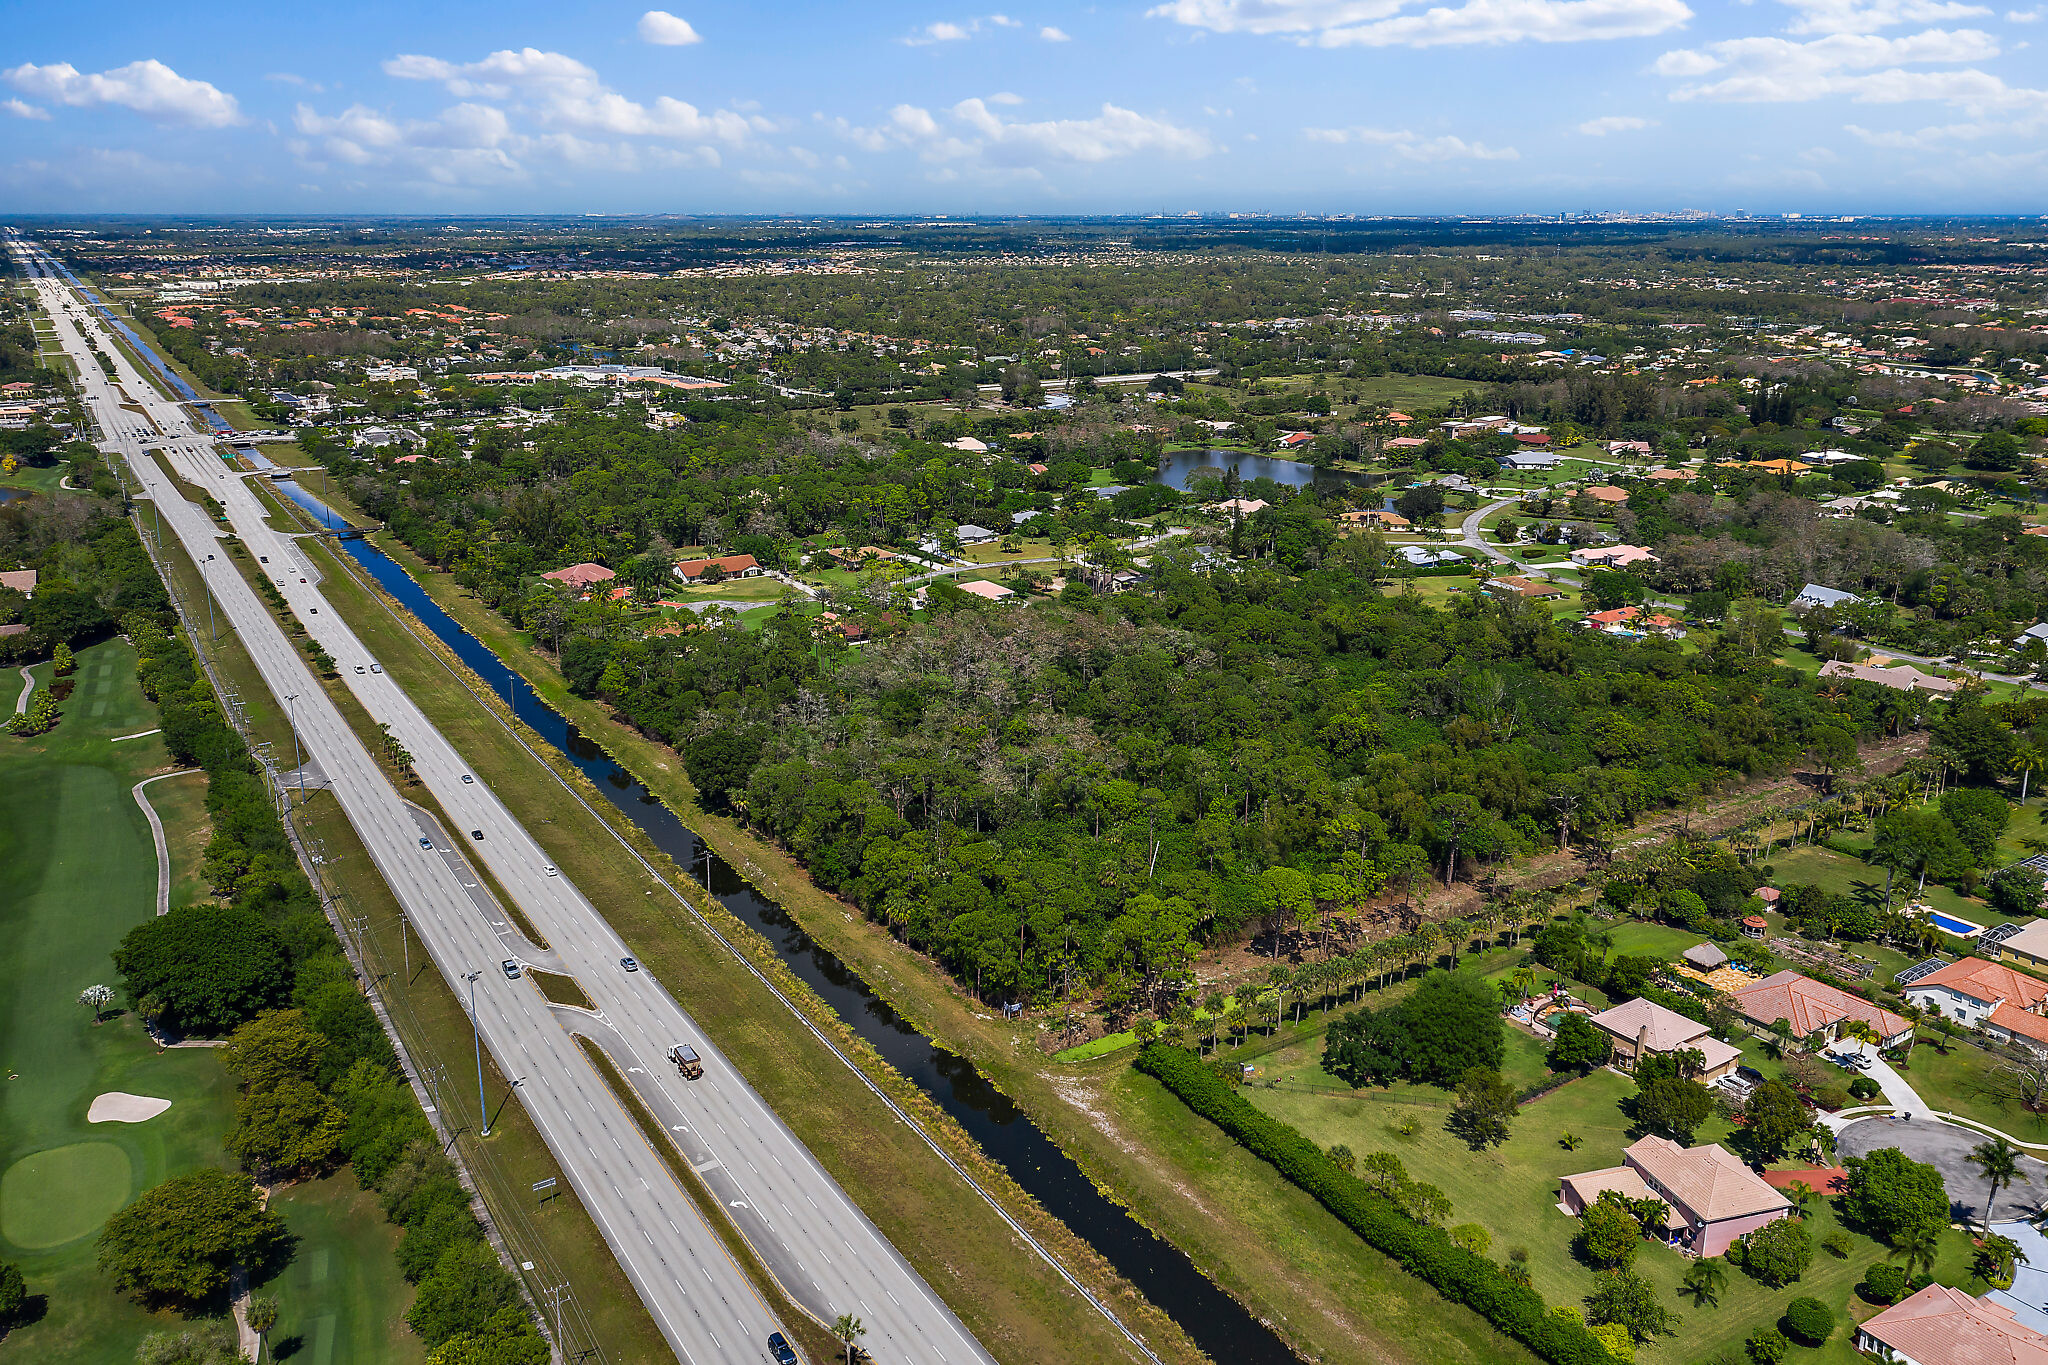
[143,770,212,911]
[266,1176,425,1365]
[1244,1046,1979,1365]
[1891,1037,2048,1142]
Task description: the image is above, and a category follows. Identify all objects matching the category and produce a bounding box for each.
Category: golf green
[1,1142,133,1249]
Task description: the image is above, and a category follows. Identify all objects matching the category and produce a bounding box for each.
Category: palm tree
[1889,1222,1943,1283]
[247,1296,279,1363]
[2016,744,2046,803]
[1681,1256,1728,1309]
[832,1312,866,1364]
[1785,1180,1818,1221]
[78,983,114,1025]
[1969,1137,2028,1230]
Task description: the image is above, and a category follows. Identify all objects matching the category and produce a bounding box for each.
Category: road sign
[531,1177,557,1193]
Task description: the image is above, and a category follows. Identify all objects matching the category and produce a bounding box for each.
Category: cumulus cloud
[290,100,529,185]
[1304,125,1520,157]
[4,58,242,126]
[1577,113,1653,131]
[1655,27,2011,102]
[902,14,1040,43]
[3,98,50,120]
[1042,25,1074,39]
[833,98,1212,172]
[1779,0,1991,33]
[639,11,704,45]
[1147,0,1692,47]
[384,46,761,145]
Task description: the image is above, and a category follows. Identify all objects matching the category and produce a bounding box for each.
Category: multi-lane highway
[14,237,1001,1365]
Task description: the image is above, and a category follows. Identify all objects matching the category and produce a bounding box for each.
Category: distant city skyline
[5,0,2046,214]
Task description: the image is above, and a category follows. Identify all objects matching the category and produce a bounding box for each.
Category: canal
[267,473,1302,1365]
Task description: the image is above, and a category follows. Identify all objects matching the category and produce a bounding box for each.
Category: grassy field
[0,640,249,1362]
[143,770,212,911]
[265,1176,425,1365]
[1244,1033,1978,1365]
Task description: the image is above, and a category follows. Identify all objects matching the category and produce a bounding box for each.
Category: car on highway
[419,837,433,849]
[461,774,475,784]
[620,956,638,972]
[370,663,382,674]
[259,555,269,563]
[471,828,484,841]
[354,665,366,675]
[500,959,521,979]
[767,1332,797,1365]
[543,864,557,877]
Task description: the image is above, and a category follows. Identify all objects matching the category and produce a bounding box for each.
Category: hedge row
[1134,1044,1619,1365]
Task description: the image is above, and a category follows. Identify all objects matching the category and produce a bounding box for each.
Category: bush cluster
[1136,1043,1620,1365]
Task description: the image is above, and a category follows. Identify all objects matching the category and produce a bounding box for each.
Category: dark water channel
[270,476,1299,1365]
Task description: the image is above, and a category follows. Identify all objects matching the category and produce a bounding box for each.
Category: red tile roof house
[673,554,761,583]
[1731,969,1916,1049]
[1585,998,1742,1081]
[1856,1283,2048,1365]
[539,562,616,596]
[1903,957,2048,1053]
[1560,1136,1791,1258]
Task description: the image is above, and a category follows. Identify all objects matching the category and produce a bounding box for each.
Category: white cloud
[1304,125,1520,157]
[2010,6,2042,17]
[835,98,1212,172]
[290,100,529,185]
[904,20,976,43]
[1042,24,1074,39]
[1655,27,2011,101]
[1779,0,1990,33]
[1577,113,1653,132]
[985,90,1026,104]
[4,58,242,126]
[1147,0,1693,47]
[638,11,705,45]
[384,47,760,145]
[3,98,50,120]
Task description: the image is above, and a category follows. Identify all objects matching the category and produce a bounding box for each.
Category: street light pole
[465,969,490,1137]
[201,553,217,644]
[284,692,304,804]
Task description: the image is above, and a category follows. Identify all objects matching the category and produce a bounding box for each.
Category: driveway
[1836,1115,2048,1223]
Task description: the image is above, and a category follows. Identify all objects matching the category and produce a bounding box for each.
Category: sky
[3,0,2046,215]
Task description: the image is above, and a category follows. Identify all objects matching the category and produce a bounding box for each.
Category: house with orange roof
[540,562,617,595]
[1581,485,1629,505]
[1731,969,1915,1049]
[1561,1136,1790,1258]
[1903,957,2048,1052]
[1585,998,1741,1081]
[673,553,761,583]
[1644,467,1694,481]
[1856,1283,2048,1365]
[1482,575,1562,601]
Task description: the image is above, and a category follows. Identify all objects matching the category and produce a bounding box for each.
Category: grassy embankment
[139,496,664,1363]
[0,639,418,1365]
[273,456,1546,1365]
[254,480,1194,1365]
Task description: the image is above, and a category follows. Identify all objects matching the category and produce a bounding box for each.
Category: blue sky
[4,0,2045,214]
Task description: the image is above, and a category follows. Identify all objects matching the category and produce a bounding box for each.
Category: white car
[543,864,557,877]
[354,665,366,675]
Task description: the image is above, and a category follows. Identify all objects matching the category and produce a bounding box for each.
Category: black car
[767,1332,797,1365]
[471,829,484,841]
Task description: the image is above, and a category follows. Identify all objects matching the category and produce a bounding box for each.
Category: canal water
[268,474,1300,1365]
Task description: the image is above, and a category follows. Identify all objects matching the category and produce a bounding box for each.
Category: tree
[1547,1011,1610,1072]
[1681,1256,1728,1309]
[1940,786,2012,863]
[681,727,763,809]
[1969,1137,2027,1231]
[832,1312,867,1364]
[1975,1232,2026,1289]
[0,1260,23,1325]
[111,905,292,1038]
[1633,1076,1715,1143]
[1888,1220,1943,1284]
[1579,1199,1640,1269]
[1449,1067,1518,1149]
[97,1168,290,1309]
[221,1009,326,1093]
[226,1079,346,1179]
[1325,970,1504,1089]
[424,1307,550,1365]
[1359,1150,1407,1195]
[135,1325,243,1365]
[1739,1081,1811,1162]
[1743,1217,1813,1287]
[51,641,73,676]
[1842,1148,1950,1243]
[1782,1297,1832,1346]
[78,982,114,1024]
[247,1296,279,1363]
[1745,1326,1788,1364]
[1584,1269,1674,1343]
[408,1242,523,1348]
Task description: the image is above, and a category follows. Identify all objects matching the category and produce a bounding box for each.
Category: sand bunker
[87,1092,171,1123]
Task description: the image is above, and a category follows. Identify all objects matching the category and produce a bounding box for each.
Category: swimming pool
[1930,910,1984,937]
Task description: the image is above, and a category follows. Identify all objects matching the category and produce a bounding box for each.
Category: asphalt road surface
[16,236,998,1365]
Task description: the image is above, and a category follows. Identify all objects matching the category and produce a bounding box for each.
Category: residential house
[1584,998,1742,1081]
[1580,485,1629,505]
[1512,432,1552,447]
[1338,508,1411,531]
[1561,1136,1791,1258]
[1993,919,2048,977]
[1643,468,1694,482]
[1856,1284,2048,1365]
[1482,575,1563,601]
[2018,622,2048,648]
[0,569,37,597]
[954,524,997,546]
[539,562,616,596]
[1682,943,1729,971]
[1396,545,1465,568]
[955,579,1015,603]
[1817,659,1959,696]
[1213,498,1270,517]
[1730,969,1916,1049]
[1500,449,1561,470]
[1607,440,1654,457]
[1570,545,1660,569]
[1792,583,1863,611]
[673,554,762,583]
[945,436,989,453]
[1902,956,2048,1053]
[1385,436,1431,452]
[1277,431,1315,450]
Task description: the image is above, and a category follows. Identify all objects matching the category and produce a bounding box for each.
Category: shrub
[1847,1075,1882,1100]
[1821,1229,1853,1258]
[1782,1297,1832,1346]
[1136,1044,1615,1365]
[1861,1263,1908,1304]
[1742,1219,1812,1288]
[1745,1326,1788,1364]
[1578,1201,1640,1269]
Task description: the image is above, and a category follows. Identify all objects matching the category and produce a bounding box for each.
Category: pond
[1155,447,1380,494]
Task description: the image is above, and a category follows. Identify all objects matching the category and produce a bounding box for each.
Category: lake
[1155,447,1380,494]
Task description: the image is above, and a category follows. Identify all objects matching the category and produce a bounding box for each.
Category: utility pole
[284,692,304,804]
[544,1282,571,1363]
[201,553,217,644]
[465,969,490,1137]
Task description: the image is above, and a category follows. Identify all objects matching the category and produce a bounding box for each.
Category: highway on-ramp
[16,237,999,1365]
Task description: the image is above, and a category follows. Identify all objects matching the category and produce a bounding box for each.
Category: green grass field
[266,1177,424,1365]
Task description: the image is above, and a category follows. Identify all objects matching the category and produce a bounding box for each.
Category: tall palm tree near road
[832,1313,866,1364]
[1970,1137,2029,1231]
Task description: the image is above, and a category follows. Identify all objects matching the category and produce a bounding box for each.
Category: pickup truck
[667,1043,703,1080]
